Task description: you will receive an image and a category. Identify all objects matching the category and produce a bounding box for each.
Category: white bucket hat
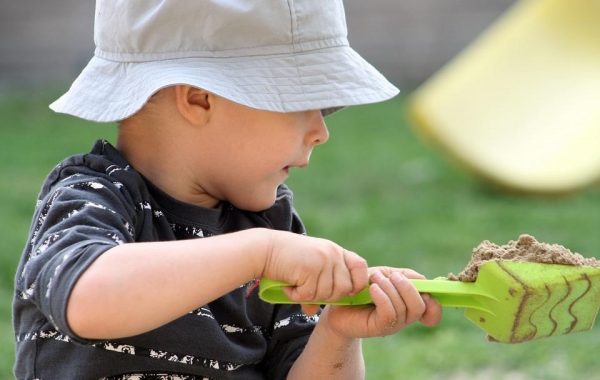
[50,0,400,122]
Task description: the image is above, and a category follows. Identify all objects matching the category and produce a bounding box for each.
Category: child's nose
[306,111,329,146]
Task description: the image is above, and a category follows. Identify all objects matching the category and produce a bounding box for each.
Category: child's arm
[287,267,443,380]
[66,228,369,339]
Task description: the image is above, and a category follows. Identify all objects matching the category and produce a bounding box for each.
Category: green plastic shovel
[259,261,600,343]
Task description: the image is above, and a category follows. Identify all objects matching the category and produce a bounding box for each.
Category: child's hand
[318,267,442,338]
[261,230,369,309]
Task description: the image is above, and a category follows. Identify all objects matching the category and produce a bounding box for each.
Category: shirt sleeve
[16,173,137,344]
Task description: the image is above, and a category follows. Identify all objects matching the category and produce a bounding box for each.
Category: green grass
[1,91,600,379]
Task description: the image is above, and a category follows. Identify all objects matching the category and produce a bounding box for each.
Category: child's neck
[116,122,220,209]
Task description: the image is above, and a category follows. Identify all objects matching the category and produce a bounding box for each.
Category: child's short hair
[49,0,398,122]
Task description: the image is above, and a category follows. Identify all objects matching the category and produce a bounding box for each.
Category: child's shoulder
[39,140,145,205]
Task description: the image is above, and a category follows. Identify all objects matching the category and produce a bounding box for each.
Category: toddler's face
[196,97,329,211]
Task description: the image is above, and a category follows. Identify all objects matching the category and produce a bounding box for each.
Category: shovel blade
[466,261,600,343]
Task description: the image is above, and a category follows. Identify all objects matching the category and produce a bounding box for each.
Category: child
[13,1,441,379]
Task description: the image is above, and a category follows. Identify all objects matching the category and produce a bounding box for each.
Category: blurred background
[2,1,600,379]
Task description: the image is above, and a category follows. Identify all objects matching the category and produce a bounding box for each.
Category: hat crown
[94,0,349,61]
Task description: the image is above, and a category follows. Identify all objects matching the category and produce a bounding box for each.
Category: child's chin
[233,195,277,212]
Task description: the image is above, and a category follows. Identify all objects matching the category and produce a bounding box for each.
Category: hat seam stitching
[95,38,350,62]
[288,0,309,106]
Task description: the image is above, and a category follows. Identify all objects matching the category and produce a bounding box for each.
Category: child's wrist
[317,307,360,345]
[242,228,274,279]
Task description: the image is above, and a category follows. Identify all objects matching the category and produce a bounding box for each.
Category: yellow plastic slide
[408,0,600,193]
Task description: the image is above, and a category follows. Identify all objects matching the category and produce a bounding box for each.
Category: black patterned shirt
[13,140,317,379]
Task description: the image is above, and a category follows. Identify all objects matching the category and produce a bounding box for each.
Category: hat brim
[50,46,399,122]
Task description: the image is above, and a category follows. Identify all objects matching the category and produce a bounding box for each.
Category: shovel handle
[259,278,495,313]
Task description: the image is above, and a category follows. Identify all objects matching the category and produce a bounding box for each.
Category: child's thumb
[301,304,320,316]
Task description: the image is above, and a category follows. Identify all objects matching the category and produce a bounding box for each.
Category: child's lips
[283,161,307,174]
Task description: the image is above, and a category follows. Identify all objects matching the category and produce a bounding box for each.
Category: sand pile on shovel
[449,234,600,282]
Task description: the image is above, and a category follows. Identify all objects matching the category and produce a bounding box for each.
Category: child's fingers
[315,250,362,301]
[284,275,318,302]
[368,266,426,281]
[275,240,367,303]
[419,294,443,327]
[301,304,321,316]
[316,265,351,302]
[371,270,425,326]
[389,272,426,325]
[368,282,397,332]
[370,271,406,324]
[398,268,426,280]
[329,261,354,301]
[284,260,354,303]
[344,249,368,295]
[314,265,334,301]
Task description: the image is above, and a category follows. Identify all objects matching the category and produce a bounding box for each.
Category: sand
[448,234,600,282]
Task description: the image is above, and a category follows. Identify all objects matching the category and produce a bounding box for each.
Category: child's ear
[174,85,211,126]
